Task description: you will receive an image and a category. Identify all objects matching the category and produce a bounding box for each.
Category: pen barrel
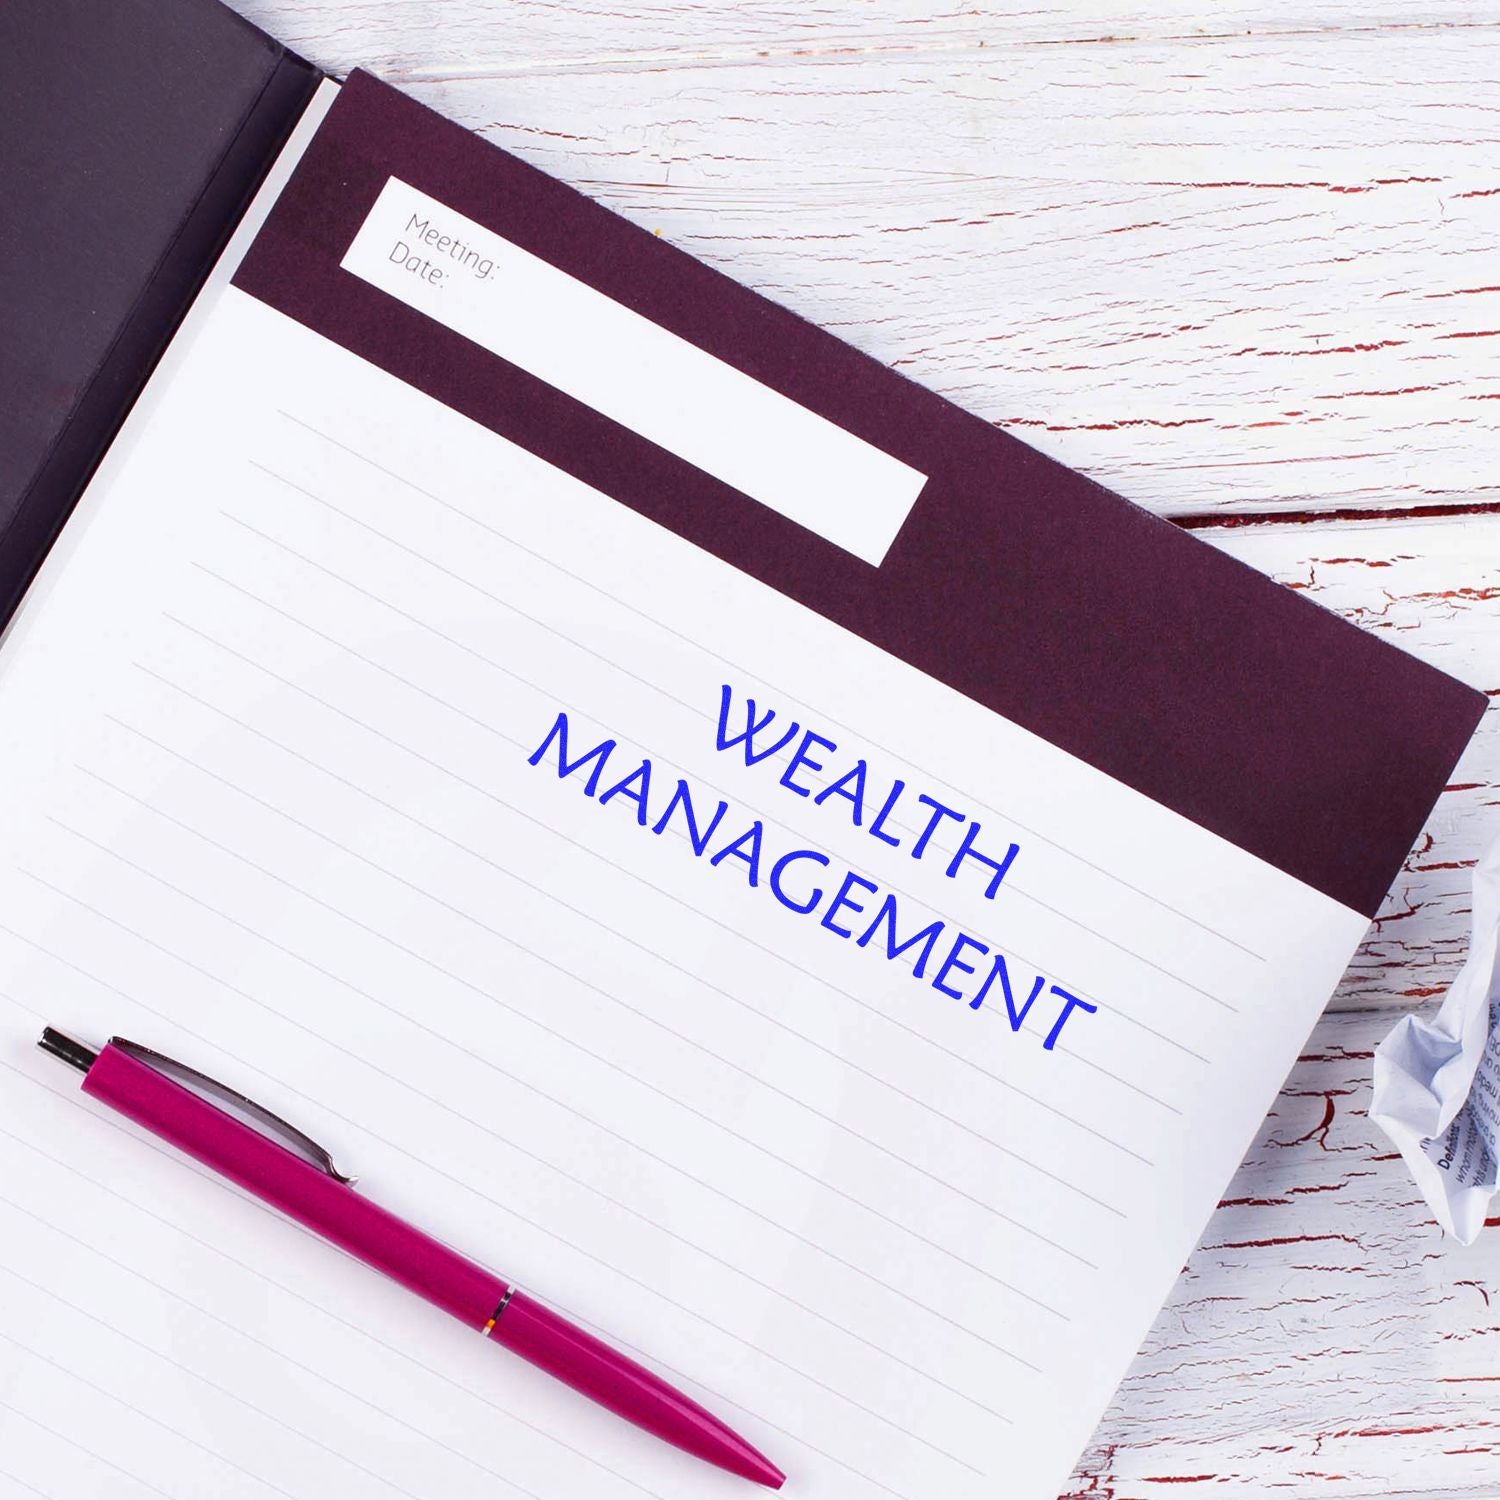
[489,1292,783,1487]
[82,1042,505,1328]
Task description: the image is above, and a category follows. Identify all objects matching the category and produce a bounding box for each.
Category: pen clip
[111,1037,357,1184]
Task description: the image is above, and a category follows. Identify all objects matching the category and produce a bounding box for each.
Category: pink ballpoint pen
[39,1028,785,1490]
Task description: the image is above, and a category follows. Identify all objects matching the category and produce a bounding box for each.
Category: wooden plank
[1203,514,1496,1011]
[404,36,1500,524]
[230,10,1500,520]
[1070,1005,1500,1499]
[241,2,1498,74]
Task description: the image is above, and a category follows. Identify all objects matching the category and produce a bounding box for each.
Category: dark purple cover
[233,71,1484,920]
[0,0,318,632]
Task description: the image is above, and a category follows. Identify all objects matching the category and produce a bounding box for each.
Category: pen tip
[745,1450,786,1489]
[712,1428,784,1488]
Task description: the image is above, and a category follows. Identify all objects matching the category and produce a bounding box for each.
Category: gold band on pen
[481,1284,516,1334]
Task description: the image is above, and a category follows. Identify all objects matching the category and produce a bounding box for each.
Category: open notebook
[0,37,1486,1500]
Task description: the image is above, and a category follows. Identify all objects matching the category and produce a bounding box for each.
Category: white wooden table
[233,4,1500,1492]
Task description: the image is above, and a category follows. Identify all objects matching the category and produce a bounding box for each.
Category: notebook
[0,8,1485,1499]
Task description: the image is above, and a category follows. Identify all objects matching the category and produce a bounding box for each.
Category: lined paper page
[0,288,1368,1500]
[0,95,1370,1500]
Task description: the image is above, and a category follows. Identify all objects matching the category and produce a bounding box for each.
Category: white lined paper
[0,100,1372,1500]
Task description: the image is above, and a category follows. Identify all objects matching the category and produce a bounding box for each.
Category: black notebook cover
[0,0,319,632]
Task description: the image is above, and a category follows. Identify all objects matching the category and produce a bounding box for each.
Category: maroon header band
[234,71,1484,920]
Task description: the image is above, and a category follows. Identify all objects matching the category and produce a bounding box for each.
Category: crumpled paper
[1371,832,1500,1244]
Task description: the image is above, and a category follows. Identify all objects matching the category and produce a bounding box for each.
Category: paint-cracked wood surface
[234,3,1500,1493]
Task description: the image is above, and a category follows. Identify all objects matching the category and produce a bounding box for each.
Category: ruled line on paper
[66,743,1056,1404]
[125,612,1137,1232]
[0,1067,906,1500]
[9,862,1044,1430]
[82,726,1127,1229]
[129,644,1185,1120]
[279,411,1265,963]
[0,1195,569,1500]
[0,1337,311,1500]
[229,480,991,921]
[17,924,1044,1476]
[0,1402,180,1500]
[0,1278,434,1500]
[186,542,1217,1075]
[51,759,1086,1340]
[540,1312,917,1500]
[111,701,1174,1172]
[220,495,1242,1027]
[0,1068,663,1500]
[38,793,1094,1302]
[180,543,1223,1064]
[107,705,1155,1171]
[0,929,999,1477]
[0,1042,914,1500]
[241,458,1246,1017]
[0,1089,908,1500]
[0,1460,53,1500]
